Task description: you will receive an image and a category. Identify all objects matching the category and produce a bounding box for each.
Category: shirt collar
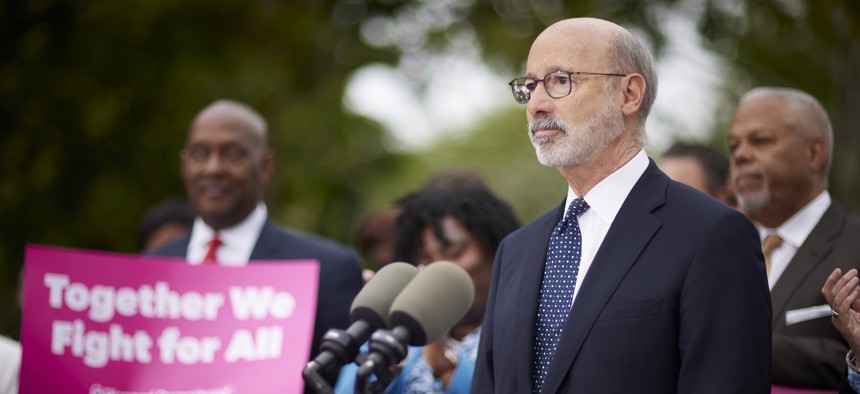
[565,149,649,224]
[188,203,268,263]
[759,190,831,248]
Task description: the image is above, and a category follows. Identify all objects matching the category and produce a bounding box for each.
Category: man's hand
[823,268,860,361]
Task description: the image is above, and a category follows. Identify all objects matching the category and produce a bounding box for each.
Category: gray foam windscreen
[389,261,475,345]
[350,262,419,329]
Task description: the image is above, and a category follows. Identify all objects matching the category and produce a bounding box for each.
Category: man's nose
[528,83,555,117]
[731,143,753,165]
[201,153,226,173]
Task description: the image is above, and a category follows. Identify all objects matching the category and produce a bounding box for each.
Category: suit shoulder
[265,224,361,263]
[662,181,747,222]
[666,180,732,211]
[503,205,558,244]
[144,236,189,257]
[840,205,860,233]
[822,201,860,253]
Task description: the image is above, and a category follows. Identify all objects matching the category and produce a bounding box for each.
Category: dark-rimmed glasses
[508,70,626,104]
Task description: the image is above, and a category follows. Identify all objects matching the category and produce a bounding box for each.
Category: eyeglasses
[508,70,626,104]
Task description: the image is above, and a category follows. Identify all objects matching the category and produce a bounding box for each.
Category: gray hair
[194,99,269,142]
[609,30,657,146]
[610,29,658,130]
[740,87,833,176]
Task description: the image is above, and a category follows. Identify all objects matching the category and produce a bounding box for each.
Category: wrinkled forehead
[526,21,616,75]
[190,102,267,142]
[731,97,789,130]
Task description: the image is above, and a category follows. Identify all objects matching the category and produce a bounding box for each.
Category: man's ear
[807,138,827,174]
[260,149,276,185]
[620,73,646,117]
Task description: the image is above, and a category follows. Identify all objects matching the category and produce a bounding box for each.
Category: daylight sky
[344,10,726,153]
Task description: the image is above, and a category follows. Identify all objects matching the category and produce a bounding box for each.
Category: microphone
[355,261,474,393]
[302,262,419,393]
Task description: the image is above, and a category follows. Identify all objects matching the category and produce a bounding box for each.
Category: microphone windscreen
[350,262,419,330]
[389,261,475,345]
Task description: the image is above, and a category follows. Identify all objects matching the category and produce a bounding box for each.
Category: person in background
[472,17,771,393]
[148,99,363,386]
[423,169,487,192]
[0,335,20,394]
[823,268,860,394]
[353,206,401,281]
[138,197,195,252]
[728,87,860,389]
[335,187,519,393]
[657,141,731,205]
[352,169,488,281]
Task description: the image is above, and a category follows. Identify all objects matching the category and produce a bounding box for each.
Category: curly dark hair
[393,187,520,265]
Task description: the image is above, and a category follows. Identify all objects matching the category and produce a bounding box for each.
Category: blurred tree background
[1,0,857,338]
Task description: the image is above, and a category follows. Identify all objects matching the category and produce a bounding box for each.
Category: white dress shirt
[0,336,20,394]
[562,149,649,307]
[759,190,831,290]
[186,203,268,266]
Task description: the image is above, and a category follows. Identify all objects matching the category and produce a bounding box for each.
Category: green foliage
[3,0,858,340]
[363,106,564,225]
[0,0,400,337]
[698,0,860,209]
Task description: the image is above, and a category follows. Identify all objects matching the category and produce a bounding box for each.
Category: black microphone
[355,261,475,393]
[302,262,419,393]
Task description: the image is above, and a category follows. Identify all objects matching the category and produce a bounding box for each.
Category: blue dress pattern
[334,327,481,394]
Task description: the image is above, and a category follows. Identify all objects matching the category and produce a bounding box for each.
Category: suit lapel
[248,220,277,261]
[513,203,564,394]
[161,235,190,257]
[542,161,666,393]
[770,202,846,326]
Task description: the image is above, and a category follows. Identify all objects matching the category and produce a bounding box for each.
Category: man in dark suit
[728,87,860,389]
[471,18,772,393]
[149,99,363,383]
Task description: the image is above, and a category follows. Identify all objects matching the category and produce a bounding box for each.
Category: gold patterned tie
[762,234,783,276]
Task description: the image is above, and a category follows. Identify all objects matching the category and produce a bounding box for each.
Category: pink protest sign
[20,244,319,394]
[771,386,837,394]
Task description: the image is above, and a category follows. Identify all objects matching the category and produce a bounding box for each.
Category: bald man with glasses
[472,18,771,393]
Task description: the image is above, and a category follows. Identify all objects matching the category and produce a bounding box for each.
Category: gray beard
[735,180,772,215]
[528,99,624,168]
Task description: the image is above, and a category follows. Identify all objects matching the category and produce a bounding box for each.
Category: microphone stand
[303,321,373,393]
[355,326,411,394]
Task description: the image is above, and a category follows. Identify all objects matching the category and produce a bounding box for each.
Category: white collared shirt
[759,191,831,289]
[561,149,649,306]
[186,203,268,266]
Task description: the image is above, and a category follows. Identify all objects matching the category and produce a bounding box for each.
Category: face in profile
[181,113,272,230]
[727,98,811,216]
[417,216,492,326]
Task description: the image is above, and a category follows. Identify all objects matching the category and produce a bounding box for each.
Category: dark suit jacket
[772,201,860,389]
[148,219,364,367]
[840,375,856,394]
[472,161,772,394]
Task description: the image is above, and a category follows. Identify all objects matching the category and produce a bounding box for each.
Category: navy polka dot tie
[533,198,589,393]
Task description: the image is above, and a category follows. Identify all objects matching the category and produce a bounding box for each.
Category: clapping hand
[823,268,860,355]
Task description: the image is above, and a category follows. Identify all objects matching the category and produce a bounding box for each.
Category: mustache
[529,115,570,135]
[732,169,763,180]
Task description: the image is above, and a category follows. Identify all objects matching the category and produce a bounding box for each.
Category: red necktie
[203,235,222,264]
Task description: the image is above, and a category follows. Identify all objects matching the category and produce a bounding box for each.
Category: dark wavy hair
[393,187,520,265]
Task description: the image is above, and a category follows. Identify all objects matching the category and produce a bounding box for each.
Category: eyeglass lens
[510,72,572,104]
